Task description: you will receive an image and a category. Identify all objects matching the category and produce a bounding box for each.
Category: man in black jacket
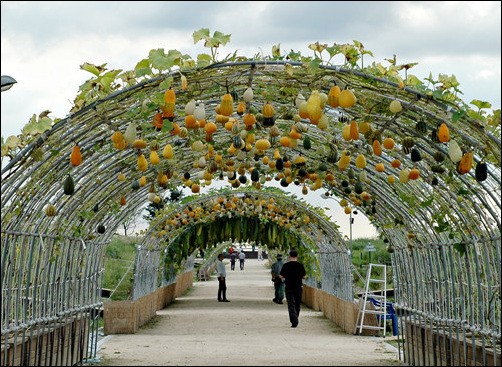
[279,249,306,328]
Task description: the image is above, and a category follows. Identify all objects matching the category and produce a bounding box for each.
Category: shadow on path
[93,259,403,366]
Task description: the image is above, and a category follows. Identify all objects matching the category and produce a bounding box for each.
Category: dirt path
[93,259,403,366]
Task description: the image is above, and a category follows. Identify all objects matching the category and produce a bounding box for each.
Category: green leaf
[307,57,323,73]
[193,28,210,44]
[80,62,107,76]
[470,99,492,110]
[197,53,212,66]
[453,242,466,256]
[211,31,231,47]
[159,76,173,90]
[458,187,470,196]
[419,196,434,207]
[149,49,174,71]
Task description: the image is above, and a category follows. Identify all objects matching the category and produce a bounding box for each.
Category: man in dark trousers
[279,249,306,328]
[216,253,230,302]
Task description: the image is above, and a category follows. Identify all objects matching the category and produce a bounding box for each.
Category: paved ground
[92,259,403,366]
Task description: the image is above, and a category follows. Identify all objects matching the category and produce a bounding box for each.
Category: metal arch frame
[1,58,500,366]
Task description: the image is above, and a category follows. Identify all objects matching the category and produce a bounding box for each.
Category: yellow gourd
[338,89,356,108]
[373,140,382,156]
[457,152,473,174]
[328,85,341,108]
[219,93,234,116]
[137,154,148,172]
[350,120,359,140]
[150,150,160,165]
[355,154,366,169]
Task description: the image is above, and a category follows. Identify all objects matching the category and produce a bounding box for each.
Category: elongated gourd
[219,93,234,116]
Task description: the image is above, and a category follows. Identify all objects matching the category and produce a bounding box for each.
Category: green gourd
[63,174,75,195]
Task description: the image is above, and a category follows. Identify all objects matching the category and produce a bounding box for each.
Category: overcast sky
[1,1,501,239]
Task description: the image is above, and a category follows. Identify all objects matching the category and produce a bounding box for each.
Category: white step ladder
[354,263,387,337]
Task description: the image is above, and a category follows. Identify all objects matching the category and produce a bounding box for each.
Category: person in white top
[257,248,263,261]
[238,251,246,270]
[216,253,230,302]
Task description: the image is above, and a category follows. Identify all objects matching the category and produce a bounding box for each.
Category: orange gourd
[438,123,450,143]
[372,139,382,156]
[328,85,341,108]
[350,120,359,140]
[457,152,473,174]
[375,163,385,172]
[70,145,82,166]
[152,112,163,129]
[163,88,176,118]
[220,93,234,116]
[119,195,126,206]
[383,138,395,150]
[243,113,256,126]
[236,101,246,115]
[184,114,197,128]
[409,168,420,180]
[205,121,217,135]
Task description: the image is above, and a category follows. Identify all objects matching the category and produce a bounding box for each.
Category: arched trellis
[1,45,500,366]
[132,191,353,301]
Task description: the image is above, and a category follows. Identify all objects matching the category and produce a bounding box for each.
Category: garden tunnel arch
[1,38,500,366]
[132,191,353,302]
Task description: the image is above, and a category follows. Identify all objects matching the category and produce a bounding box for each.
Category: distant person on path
[257,248,263,261]
[230,251,237,271]
[280,249,306,328]
[216,253,230,302]
[271,254,284,304]
[238,250,246,270]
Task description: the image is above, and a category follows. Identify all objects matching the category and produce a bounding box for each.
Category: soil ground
[91,258,404,366]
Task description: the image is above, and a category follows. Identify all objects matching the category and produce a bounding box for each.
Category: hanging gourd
[475,161,488,182]
[399,168,410,183]
[391,159,401,168]
[185,114,197,129]
[70,145,82,166]
[408,168,420,180]
[375,163,385,172]
[133,139,147,149]
[350,120,359,140]
[220,93,234,116]
[119,195,126,206]
[255,139,271,151]
[338,89,356,108]
[152,112,163,130]
[317,114,328,130]
[355,154,366,169]
[457,152,473,174]
[303,136,311,150]
[389,100,402,114]
[243,87,254,102]
[410,148,422,162]
[123,123,137,145]
[307,90,322,124]
[243,113,256,127]
[383,138,395,150]
[45,204,57,217]
[437,123,450,143]
[163,88,176,120]
[137,154,148,172]
[180,75,187,90]
[448,139,462,162]
[342,124,351,141]
[139,176,147,186]
[237,101,246,116]
[262,101,275,127]
[328,85,341,108]
[150,150,160,165]
[372,140,382,156]
[194,103,206,121]
[205,121,217,135]
[63,174,75,195]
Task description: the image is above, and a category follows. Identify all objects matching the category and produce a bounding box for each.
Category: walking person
[216,253,230,302]
[238,250,246,270]
[257,248,263,261]
[271,254,285,304]
[230,251,237,271]
[279,249,306,328]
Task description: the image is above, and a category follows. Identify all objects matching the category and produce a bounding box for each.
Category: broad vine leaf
[197,53,212,66]
[149,49,174,71]
[80,62,107,76]
[470,99,492,110]
[193,28,210,44]
[205,31,231,48]
[405,74,422,86]
[308,42,328,54]
[22,116,52,135]
[135,58,152,77]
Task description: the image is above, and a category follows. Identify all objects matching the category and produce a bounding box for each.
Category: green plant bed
[102,235,140,300]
